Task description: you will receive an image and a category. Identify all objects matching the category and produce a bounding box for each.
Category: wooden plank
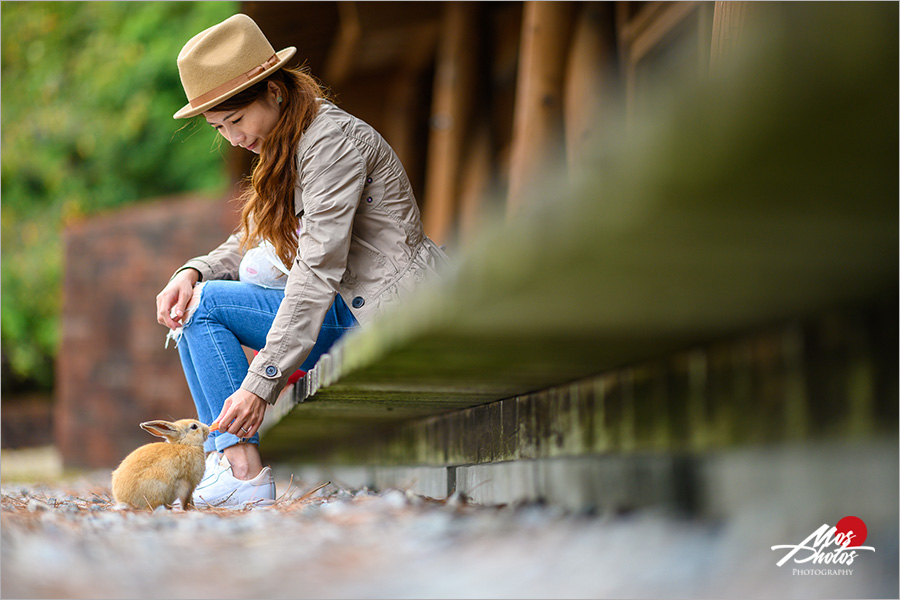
[619,1,702,123]
[628,2,700,69]
[617,1,669,46]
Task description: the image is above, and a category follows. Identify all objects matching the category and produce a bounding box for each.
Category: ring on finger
[240,426,249,433]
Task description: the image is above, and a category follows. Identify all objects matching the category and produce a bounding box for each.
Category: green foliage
[1,1,238,391]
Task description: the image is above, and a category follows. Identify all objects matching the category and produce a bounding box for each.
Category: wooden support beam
[383,72,422,189]
[421,2,479,246]
[710,1,752,71]
[618,1,701,124]
[457,121,493,243]
[564,2,617,177]
[507,1,577,217]
[381,24,438,200]
[324,2,362,88]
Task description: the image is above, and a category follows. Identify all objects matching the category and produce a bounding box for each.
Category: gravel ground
[2,468,896,600]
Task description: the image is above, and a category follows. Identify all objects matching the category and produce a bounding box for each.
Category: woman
[156,14,448,507]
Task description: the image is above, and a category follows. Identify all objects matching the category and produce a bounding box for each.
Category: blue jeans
[174,280,359,453]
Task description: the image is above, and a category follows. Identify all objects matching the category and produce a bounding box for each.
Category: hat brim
[173,47,297,119]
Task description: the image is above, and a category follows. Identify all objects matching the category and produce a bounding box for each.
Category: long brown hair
[212,67,327,268]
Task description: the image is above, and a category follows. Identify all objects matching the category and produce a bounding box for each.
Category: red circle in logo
[835,515,867,547]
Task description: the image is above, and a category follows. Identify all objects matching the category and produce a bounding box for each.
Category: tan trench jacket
[177,100,449,404]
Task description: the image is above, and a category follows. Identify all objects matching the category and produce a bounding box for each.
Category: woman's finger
[156,281,191,329]
[156,300,182,329]
[215,390,266,437]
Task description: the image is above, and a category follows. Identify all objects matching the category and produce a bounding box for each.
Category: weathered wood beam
[710,1,751,70]
[382,72,421,185]
[564,2,617,177]
[619,1,701,123]
[507,1,577,217]
[381,24,438,195]
[421,2,480,246]
[324,1,362,88]
[457,121,493,243]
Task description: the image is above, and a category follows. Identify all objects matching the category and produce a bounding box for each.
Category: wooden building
[237,1,737,248]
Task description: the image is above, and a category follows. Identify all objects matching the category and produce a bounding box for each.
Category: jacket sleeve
[241,128,364,404]
[173,233,244,282]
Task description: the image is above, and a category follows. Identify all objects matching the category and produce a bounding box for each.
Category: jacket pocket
[350,233,400,274]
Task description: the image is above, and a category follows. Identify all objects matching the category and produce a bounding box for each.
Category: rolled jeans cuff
[212,431,259,451]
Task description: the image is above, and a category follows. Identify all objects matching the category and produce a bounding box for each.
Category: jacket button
[366,177,373,184]
[352,296,365,309]
[265,366,278,377]
[366,196,373,203]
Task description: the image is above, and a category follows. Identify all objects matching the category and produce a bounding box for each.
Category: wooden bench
[259,3,896,475]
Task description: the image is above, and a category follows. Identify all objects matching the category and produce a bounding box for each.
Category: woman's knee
[164,281,213,348]
[183,280,239,322]
[181,281,208,328]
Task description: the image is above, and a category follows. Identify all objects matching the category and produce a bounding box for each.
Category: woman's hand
[156,268,200,329]
[214,389,268,438]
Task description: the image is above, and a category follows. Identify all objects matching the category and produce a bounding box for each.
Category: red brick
[55,192,239,469]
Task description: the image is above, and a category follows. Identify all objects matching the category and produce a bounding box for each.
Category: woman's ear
[267,81,282,105]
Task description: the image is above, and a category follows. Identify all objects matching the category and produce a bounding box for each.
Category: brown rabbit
[111,419,209,510]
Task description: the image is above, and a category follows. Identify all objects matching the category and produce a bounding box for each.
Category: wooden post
[564,2,616,177]
[324,2,362,88]
[507,1,577,218]
[457,121,493,243]
[710,1,753,71]
[382,24,439,202]
[421,2,479,247]
[383,72,423,192]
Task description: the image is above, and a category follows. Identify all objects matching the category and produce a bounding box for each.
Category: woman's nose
[222,126,243,147]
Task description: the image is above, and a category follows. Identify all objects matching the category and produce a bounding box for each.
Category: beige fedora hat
[173,14,296,119]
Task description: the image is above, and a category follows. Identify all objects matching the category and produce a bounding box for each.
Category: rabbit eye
[190,424,198,430]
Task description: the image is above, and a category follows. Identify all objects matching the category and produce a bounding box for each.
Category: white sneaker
[172,452,225,508]
[193,460,276,508]
[199,451,227,484]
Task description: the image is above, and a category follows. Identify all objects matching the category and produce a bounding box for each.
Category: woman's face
[204,82,281,154]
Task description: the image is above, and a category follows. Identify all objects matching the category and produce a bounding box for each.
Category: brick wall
[1,394,54,449]
[55,191,240,469]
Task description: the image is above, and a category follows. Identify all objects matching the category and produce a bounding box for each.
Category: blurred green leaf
[1,1,238,392]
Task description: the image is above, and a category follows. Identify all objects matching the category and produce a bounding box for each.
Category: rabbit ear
[140,420,178,440]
